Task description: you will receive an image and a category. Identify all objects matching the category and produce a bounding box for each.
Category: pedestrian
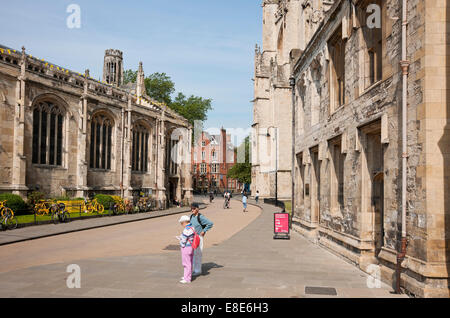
[223,191,230,209]
[242,193,248,212]
[255,190,259,204]
[176,215,195,284]
[190,203,214,277]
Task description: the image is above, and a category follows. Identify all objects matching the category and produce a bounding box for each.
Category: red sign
[274,213,289,234]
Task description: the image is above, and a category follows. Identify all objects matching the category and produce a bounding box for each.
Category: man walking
[190,203,214,277]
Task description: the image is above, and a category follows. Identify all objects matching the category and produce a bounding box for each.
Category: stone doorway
[360,121,385,257]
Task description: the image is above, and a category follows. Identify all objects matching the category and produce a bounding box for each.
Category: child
[176,215,195,284]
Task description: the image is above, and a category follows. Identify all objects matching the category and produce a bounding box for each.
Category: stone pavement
[0,200,408,298]
[0,202,206,246]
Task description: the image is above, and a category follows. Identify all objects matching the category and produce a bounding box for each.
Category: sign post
[274,212,290,240]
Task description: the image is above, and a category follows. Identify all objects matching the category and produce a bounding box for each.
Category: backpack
[187,226,201,250]
[190,213,206,230]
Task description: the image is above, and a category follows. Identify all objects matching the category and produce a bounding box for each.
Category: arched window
[132,123,150,172]
[90,113,113,170]
[32,102,64,166]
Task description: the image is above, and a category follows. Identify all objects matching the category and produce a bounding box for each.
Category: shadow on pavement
[192,262,224,281]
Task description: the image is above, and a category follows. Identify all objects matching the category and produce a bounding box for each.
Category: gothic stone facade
[0,46,193,207]
[283,0,449,297]
[252,0,335,200]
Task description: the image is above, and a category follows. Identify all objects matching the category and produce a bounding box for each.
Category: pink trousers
[181,246,194,282]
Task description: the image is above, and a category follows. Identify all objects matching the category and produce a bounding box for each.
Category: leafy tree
[123,69,137,85]
[170,93,212,127]
[144,72,175,106]
[227,136,251,185]
[122,69,212,127]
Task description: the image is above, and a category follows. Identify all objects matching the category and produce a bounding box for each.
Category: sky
[0,0,262,145]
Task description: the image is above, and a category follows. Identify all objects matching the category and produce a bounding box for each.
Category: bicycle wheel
[5,216,18,230]
[2,208,13,218]
[35,204,46,216]
[97,204,105,214]
[62,211,71,223]
[86,204,94,214]
[51,211,60,224]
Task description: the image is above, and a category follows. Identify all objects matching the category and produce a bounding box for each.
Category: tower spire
[136,61,145,98]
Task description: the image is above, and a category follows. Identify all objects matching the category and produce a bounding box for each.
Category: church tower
[102,49,124,87]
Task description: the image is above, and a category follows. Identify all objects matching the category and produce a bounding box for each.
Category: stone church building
[0,46,193,208]
[254,0,449,297]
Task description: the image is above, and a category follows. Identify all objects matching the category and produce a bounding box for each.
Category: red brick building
[191,128,242,193]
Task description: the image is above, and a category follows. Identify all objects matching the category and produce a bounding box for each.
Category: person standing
[190,203,214,276]
[242,193,248,212]
[176,215,195,284]
[255,190,260,204]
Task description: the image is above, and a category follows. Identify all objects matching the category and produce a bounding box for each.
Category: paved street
[0,198,407,298]
[0,203,206,246]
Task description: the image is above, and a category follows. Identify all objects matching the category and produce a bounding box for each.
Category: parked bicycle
[82,199,105,215]
[111,199,125,215]
[124,199,134,214]
[51,203,70,224]
[0,201,17,230]
[0,200,13,218]
[137,197,150,212]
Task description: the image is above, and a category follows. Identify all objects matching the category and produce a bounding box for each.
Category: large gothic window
[90,113,113,170]
[132,123,150,172]
[32,102,64,166]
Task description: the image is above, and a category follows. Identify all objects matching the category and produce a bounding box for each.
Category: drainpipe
[290,76,296,228]
[397,0,410,294]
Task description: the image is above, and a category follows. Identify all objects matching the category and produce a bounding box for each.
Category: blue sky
[0,0,262,145]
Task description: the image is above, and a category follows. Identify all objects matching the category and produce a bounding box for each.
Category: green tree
[123,69,137,85]
[144,72,175,106]
[170,92,212,127]
[121,69,212,126]
[227,136,251,185]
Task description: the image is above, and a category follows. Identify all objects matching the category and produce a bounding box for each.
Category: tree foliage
[122,69,211,126]
[227,136,251,185]
[144,72,175,106]
[170,92,212,127]
[123,69,137,85]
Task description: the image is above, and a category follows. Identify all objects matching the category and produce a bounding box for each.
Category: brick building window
[211,163,219,173]
[132,123,150,172]
[90,113,113,170]
[32,102,64,166]
[200,163,207,174]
